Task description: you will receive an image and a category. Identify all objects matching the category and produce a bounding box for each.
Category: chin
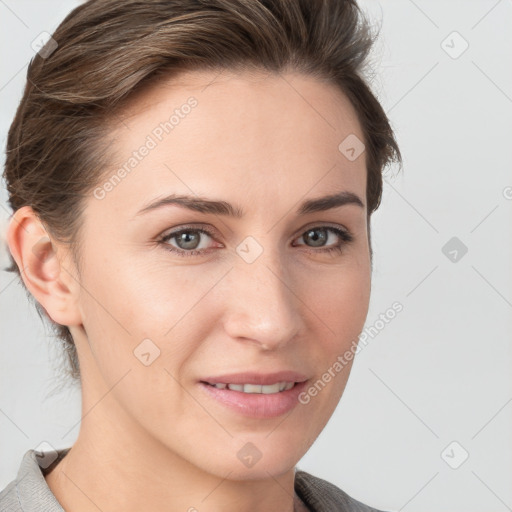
[181,435,305,482]
[217,457,299,481]
[226,438,305,480]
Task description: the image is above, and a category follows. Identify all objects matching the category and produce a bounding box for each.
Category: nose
[221,251,304,351]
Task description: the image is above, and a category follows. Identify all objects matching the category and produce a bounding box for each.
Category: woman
[1,0,401,510]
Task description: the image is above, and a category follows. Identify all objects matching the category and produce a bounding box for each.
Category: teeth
[209,381,296,393]
[260,383,280,394]
[243,384,264,393]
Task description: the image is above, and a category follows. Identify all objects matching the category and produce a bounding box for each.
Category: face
[69,69,371,479]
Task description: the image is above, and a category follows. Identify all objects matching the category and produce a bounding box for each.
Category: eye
[158,224,353,257]
[159,225,220,257]
[293,226,353,255]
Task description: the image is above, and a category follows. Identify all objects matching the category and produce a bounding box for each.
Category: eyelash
[158,224,354,258]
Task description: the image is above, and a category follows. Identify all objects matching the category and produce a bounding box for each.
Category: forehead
[116,68,363,138]
[96,68,367,218]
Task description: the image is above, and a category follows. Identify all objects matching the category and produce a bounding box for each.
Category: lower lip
[198,381,308,419]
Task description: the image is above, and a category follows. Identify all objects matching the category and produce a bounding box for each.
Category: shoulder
[294,469,391,512]
[0,448,70,512]
[0,479,23,512]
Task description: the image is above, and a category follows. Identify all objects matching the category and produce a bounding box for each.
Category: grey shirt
[0,448,388,512]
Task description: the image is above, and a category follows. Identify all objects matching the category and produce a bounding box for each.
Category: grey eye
[173,230,202,250]
[302,228,329,247]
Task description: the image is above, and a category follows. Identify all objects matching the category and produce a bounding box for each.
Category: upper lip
[200,371,309,385]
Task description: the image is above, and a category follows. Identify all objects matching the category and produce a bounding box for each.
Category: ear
[6,205,83,327]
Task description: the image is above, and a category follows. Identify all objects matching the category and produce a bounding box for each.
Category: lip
[198,379,309,419]
[199,371,308,386]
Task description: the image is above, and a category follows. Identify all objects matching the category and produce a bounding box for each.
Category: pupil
[178,231,199,250]
[305,228,327,247]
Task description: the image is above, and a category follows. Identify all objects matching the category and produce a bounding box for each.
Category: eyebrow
[134,190,364,218]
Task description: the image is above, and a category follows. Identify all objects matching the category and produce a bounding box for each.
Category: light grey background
[1,1,511,511]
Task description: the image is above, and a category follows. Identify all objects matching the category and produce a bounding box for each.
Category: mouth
[200,381,298,394]
[198,379,309,418]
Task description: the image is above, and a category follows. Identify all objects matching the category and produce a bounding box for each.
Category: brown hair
[2,0,402,383]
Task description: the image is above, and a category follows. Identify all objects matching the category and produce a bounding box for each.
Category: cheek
[308,262,371,340]
[76,263,200,422]
[78,255,222,376]
[299,260,370,406]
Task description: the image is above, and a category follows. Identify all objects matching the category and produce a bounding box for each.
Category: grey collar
[15,448,70,512]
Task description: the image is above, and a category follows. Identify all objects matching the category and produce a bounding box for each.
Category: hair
[2,0,402,385]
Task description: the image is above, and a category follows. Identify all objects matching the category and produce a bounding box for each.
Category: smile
[203,381,296,393]
[198,380,308,418]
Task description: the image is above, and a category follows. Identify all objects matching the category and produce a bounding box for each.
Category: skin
[7,68,371,512]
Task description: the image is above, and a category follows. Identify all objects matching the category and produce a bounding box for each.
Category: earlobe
[6,205,82,327]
